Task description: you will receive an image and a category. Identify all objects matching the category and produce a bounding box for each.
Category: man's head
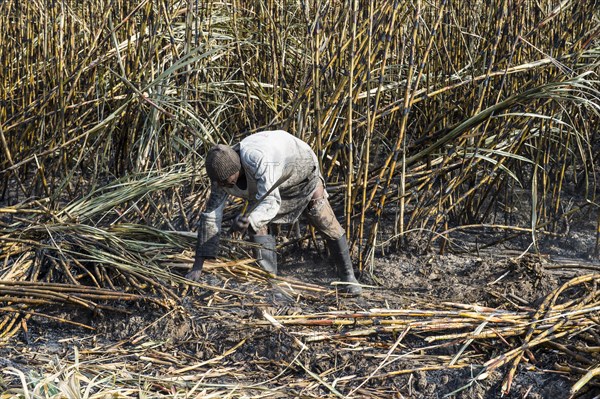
[205,144,241,187]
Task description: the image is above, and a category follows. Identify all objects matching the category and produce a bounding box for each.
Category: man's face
[217,171,240,188]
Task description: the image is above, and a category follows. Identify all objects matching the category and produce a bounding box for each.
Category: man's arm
[187,182,228,281]
[244,151,283,233]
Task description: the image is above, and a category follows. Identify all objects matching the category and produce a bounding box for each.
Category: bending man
[187,130,362,296]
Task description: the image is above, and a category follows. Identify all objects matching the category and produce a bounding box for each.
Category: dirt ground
[278,245,596,398]
[1,211,600,398]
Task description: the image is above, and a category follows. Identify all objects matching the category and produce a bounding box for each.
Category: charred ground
[1,217,599,398]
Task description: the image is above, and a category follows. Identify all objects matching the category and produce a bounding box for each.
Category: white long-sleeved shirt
[200,131,320,248]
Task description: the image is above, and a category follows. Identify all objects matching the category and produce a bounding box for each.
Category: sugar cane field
[1,1,600,398]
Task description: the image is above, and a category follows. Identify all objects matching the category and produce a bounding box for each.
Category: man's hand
[231,214,250,235]
[185,257,205,282]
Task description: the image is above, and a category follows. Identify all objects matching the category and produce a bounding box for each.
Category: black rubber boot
[327,235,362,296]
[251,235,277,275]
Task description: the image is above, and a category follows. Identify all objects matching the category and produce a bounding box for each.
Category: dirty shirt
[196,130,320,258]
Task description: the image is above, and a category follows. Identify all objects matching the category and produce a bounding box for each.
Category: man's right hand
[231,214,250,234]
[185,257,205,282]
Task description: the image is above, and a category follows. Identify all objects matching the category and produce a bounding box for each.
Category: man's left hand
[231,214,250,234]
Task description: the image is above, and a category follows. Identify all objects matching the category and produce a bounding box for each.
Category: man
[186,130,362,296]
